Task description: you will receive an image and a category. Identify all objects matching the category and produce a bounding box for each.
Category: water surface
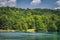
[0,32,60,40]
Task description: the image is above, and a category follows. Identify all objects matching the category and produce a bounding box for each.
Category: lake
[0,32,60,40]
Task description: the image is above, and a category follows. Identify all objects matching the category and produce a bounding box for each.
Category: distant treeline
[0,7,60,32]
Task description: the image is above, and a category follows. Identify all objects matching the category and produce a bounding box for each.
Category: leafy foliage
[0,7,60,32]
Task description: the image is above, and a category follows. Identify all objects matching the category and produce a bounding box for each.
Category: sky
[0,0,60,9]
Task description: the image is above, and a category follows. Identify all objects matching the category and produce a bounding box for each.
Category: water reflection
[0,32,60,40]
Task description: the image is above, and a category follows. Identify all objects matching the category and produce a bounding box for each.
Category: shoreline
[0,29,35,32]
[0,30,17,32]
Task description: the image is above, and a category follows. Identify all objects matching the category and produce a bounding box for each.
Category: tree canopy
[0,7,60,32]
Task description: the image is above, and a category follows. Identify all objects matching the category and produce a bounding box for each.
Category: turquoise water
[0,32,60,40]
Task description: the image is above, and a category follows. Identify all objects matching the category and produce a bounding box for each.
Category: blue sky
[0,0,60,9]
[16,0,59,9]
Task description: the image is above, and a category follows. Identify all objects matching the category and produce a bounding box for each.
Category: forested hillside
[0,7,60,32]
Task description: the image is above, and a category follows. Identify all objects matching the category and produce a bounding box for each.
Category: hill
[0,7,60,32]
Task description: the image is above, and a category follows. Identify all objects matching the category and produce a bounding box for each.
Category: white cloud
[55,7,60,9]
[31,0,41,5]
[56,0,60,6]
[0,0,16,7]
[55,0,60,9]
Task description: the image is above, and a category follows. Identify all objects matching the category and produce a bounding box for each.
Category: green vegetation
[0,7,60,32]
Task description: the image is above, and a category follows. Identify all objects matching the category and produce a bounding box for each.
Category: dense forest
[0,7,60,32]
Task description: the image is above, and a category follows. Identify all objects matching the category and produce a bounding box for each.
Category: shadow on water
[0,32,60,40]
